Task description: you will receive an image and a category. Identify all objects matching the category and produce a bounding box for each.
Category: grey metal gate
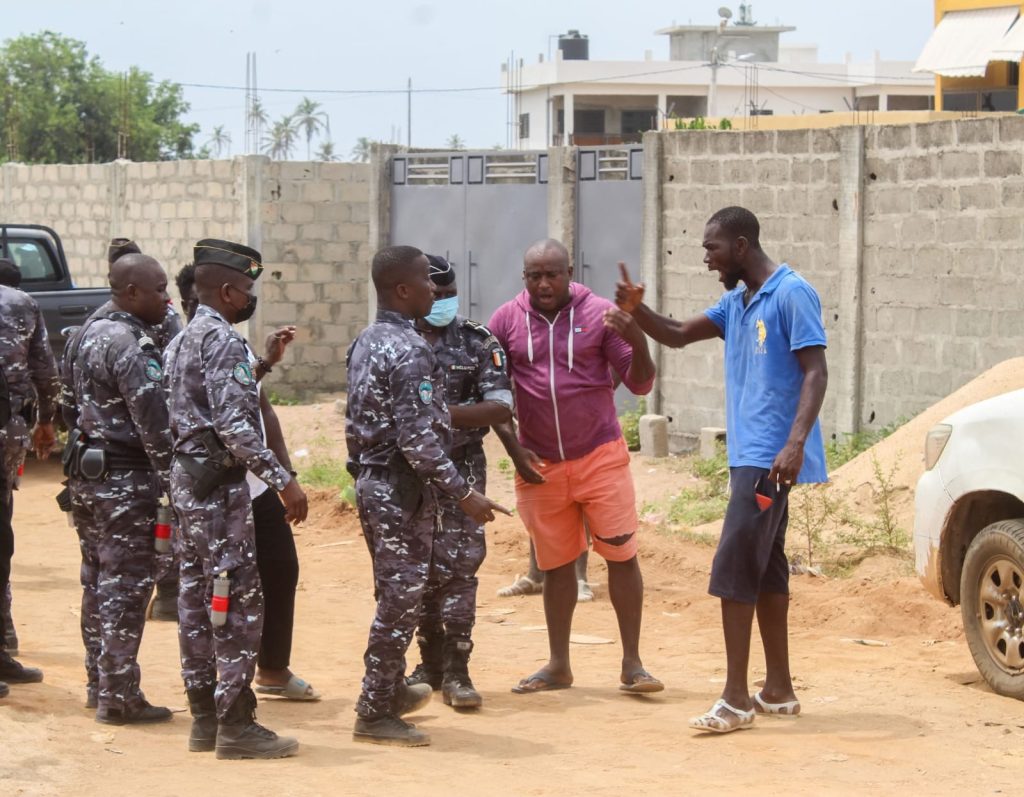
[576,146,645,410]
[390,151,549,325]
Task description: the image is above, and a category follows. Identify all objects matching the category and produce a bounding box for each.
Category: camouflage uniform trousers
[419,448,487,638]
[355,473,437,718]
[71,469,160,710]
[171,461,263,719]
[0,418,29,645]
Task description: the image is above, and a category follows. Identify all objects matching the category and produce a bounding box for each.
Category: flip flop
[688,699,755,734]
[511,671,572,694]
[619,669,665,694]
[752,692,801,716]
[255,675,321,701]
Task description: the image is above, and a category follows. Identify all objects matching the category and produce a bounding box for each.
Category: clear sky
[6,1,935,158]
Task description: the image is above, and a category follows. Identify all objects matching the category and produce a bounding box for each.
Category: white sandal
[688,698,755,733]
[496,574,543,597]
[753,692,801,716]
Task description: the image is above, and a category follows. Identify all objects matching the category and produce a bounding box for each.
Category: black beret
[108,238,141,265]
[426,254,455,286]
[193,238,263,279]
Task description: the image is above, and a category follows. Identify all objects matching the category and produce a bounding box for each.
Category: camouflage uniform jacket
[427,315,512,452]
[0,284,59,422]
[345,308,467,499]
[60,303,172,477]
[164,304,289,492]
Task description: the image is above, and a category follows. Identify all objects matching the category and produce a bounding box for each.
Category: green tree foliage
[294,97,329,160]
[0,31,198,163]
[350,136,374,163]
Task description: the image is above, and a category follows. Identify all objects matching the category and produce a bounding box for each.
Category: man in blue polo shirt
[615,205,828,734]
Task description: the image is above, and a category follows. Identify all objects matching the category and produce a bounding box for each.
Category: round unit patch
[232,362,255,386]
[144,357,163,382]
[418,380,434,405]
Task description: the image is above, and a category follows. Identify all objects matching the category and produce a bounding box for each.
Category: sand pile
[826,357,1024,535]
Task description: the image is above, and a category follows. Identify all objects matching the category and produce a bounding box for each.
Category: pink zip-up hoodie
[488,283,654,462]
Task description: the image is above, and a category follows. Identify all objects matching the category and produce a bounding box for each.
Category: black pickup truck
[4,225,110,358]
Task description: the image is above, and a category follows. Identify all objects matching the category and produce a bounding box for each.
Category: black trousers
[0,488,13,651]
[252,489,299,670]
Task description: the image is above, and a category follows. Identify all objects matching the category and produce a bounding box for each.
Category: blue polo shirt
[704,264,828,484]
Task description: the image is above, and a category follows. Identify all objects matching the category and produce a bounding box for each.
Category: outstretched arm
[615,262,721,349]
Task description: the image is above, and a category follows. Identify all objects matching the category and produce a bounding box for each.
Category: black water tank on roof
[558,30,589,60]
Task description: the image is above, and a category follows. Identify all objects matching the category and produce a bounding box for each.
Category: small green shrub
[618,397,647,451]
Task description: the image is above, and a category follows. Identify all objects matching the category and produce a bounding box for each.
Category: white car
[915,388,1024,698]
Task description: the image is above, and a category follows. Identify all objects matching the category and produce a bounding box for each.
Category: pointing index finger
[618,261,634,286]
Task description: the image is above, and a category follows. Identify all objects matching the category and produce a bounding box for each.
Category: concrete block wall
[859,116,1024,427]
[256,160,371,397]
[0,156,370,397]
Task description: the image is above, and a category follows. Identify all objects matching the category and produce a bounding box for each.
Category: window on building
[667,95,708,118]
[943,89,1017,112]
[855,96,880,111]
[887,95,934,111]
[574,110,605,134]
[621,110,657,134]
[518,113,530,140]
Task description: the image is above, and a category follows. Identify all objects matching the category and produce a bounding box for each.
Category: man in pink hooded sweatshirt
[490,238,664,695]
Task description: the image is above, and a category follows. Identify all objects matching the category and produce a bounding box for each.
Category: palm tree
[315,140,338,161]
[262,115,298,160]
[247,98,269,152]
[294,97,329,160]
[445,134,466,150]
[207,125,232,158]
[350,137,374,163]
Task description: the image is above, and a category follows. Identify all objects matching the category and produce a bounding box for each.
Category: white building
[502,16,935,149]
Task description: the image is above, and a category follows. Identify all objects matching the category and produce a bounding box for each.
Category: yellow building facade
[932,0,1024,110]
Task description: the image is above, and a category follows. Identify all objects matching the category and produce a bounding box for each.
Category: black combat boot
[215,687,299,760]
[96,697,172,725]
[353,713,430,747]
[393,680,432,716]
[0,681,8,698]
[441,635,482,709]
[186,685,218,752]
[149,580,179,622]
[0,651,42,684]
[405,628,443,690]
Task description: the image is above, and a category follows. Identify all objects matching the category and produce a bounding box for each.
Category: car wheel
[961,519,1024,699]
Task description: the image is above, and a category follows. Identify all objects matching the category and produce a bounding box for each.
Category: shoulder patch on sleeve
[232,362,255,386]
[418,380,434,404]
[462,319,494,338]
[144,357,163,382]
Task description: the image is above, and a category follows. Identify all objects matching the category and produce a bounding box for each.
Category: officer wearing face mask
[405,255,513,710]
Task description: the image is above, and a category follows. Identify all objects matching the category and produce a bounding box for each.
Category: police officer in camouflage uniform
[346,245,509,747]
[165,239,307,760]
[0,261,58,696]
[61,254,175,724]
[405,256,512,710]
[106,238,184,622]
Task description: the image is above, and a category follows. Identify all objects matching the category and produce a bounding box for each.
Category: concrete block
[957,183,998,211]
[690,159,722,185]
[873,125,912,151]
[998,115,1024,142]
[955,118,996,145]
[638,415,669,458]
[301,182,334,203]
[282,203,316,224]
[939,151,980,180]
[914,122,955,149]
[699,427,727,460]
[776,129,810,155]
[754,158,790,184]
[984,150,1022,178]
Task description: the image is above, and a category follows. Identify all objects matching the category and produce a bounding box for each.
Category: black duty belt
[450,442,484,462]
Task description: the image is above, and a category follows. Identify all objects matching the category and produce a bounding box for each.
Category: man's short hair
[176,262,196,297]
[371,245,424,291]
[708,206,761,249]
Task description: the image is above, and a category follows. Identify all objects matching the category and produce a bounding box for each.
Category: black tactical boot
[405,628,443,690]
[393,681,432,716]
[85,684,98,709]
[149,580,179,622]
[215,688,298,760]
[186,685,218,752]
[352,714,430,747]
[96,698,172,725]
[0,681,8,698]
[441,636,482,709]
[0,652,42,684]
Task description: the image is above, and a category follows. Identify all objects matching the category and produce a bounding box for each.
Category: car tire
[961,518,1024,699]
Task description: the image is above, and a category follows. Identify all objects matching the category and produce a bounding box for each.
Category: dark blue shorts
[708,466,791,604]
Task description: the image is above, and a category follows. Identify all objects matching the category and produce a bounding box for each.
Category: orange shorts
[515,436,639,571]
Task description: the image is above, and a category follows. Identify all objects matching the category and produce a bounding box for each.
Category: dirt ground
[2,400,1024,796]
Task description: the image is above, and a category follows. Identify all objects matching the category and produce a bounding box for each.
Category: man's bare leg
[515,560,576,689]
[755,591,797,704]
[720,598,756,711]
[606,555,645,679]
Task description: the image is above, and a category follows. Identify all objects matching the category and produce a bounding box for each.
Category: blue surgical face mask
[424,296,458,328]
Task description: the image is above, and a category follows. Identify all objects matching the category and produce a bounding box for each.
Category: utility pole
[407,77,412,148]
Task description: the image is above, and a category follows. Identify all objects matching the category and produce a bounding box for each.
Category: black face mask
[234,294,257,323]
